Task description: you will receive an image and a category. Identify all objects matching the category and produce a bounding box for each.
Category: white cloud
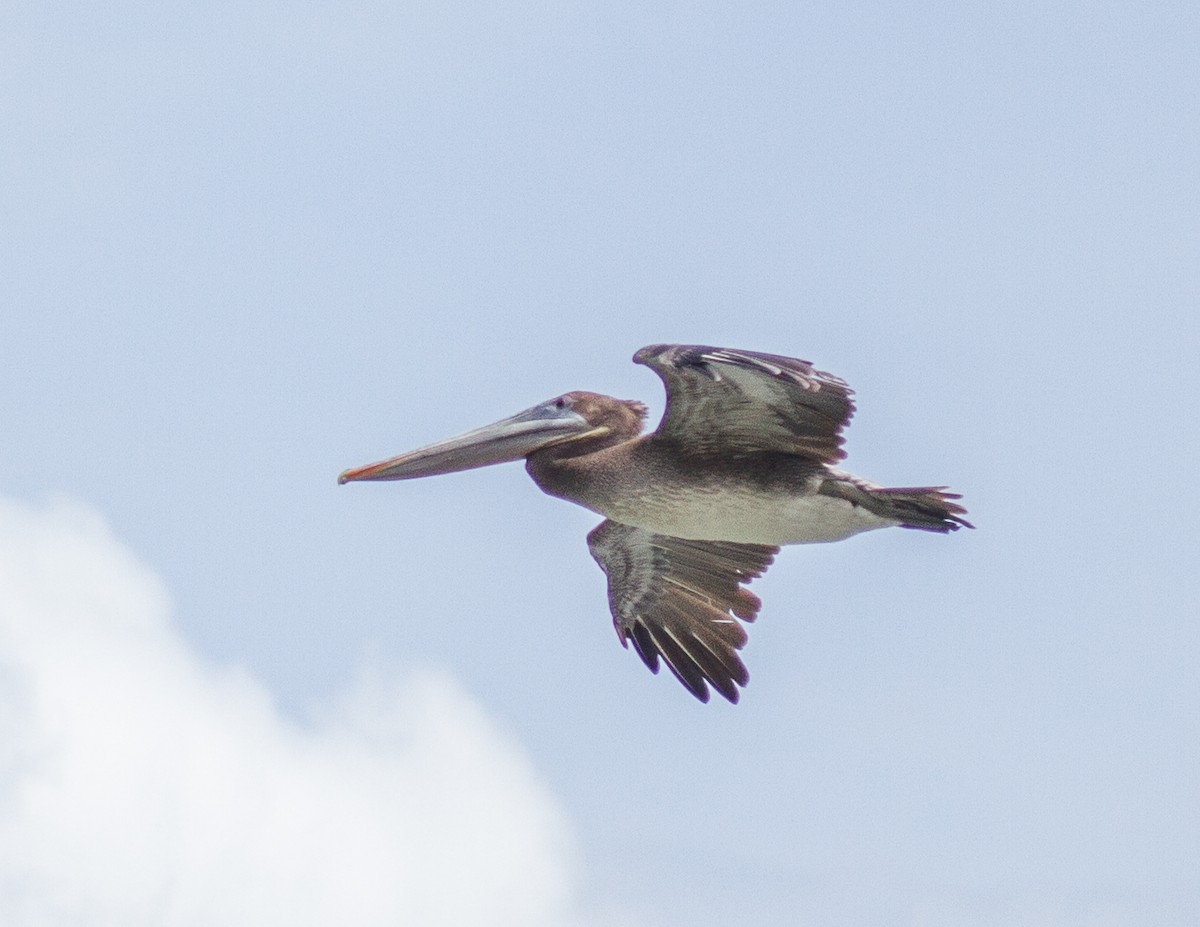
[0,497,583,927]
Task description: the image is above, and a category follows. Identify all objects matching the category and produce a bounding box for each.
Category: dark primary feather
[633,343,856,463]
[587,520,778,703]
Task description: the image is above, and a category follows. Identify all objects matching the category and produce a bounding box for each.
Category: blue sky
[2,3,1198,924]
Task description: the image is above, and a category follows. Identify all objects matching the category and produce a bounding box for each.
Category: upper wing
[633,343,855,462]
[587,520,778,704]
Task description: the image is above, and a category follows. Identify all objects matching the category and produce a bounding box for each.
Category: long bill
[338,401,596,483]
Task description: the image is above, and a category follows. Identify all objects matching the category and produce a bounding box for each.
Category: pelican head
[338,391,643,484]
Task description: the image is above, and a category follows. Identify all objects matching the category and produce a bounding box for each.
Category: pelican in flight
[340,344,970,703]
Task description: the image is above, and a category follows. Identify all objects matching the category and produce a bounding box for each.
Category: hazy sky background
[2,3,1198,925]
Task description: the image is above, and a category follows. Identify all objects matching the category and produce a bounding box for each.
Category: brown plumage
[340,344,972,704]
[587,522,776,702]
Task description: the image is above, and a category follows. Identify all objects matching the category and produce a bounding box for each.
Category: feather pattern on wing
[633,343,856,463]
[587,519,778,703]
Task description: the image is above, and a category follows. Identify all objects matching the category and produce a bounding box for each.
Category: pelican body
[340,344,970,703]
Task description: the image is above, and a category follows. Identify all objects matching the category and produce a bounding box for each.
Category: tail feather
[864,486,973,533]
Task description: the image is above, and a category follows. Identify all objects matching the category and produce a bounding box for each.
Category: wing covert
[633,343,855,462]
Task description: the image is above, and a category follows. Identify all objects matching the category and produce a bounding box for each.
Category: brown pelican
[340,344,971,703]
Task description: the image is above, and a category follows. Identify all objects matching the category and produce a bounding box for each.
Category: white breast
[597,485,897,546]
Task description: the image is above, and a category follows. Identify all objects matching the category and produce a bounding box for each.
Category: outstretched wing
[633,343,855,463]
[587,520,778,704]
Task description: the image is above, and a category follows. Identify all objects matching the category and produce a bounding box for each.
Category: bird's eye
[554,397,567,410]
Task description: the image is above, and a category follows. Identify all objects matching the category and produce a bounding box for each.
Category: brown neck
[524,436,629,510]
